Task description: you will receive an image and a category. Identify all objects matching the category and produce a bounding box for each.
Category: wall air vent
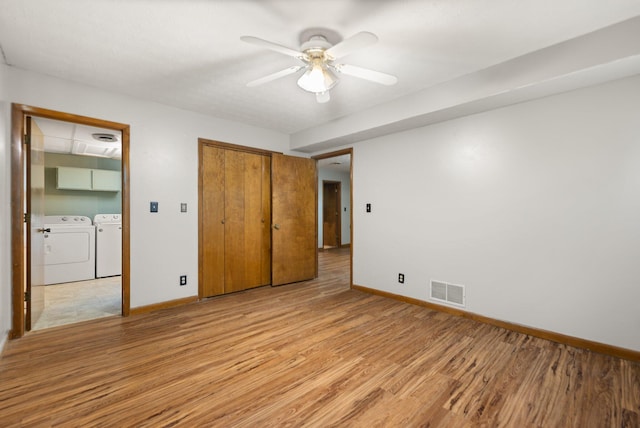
[430,280,465,307]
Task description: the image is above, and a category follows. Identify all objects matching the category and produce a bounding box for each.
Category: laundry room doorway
[10,104,131,338]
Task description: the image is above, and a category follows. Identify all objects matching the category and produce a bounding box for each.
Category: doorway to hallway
[313,148,352,284]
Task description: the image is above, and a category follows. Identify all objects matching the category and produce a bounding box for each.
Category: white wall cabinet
[56,166,121,192]
[91,169,121,191]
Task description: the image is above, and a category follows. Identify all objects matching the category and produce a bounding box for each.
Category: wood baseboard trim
[351,284,640,362]
[130,296,199,316]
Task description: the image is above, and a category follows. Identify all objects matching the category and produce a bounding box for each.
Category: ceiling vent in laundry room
[92,133,118,143]
[430,280,465,307]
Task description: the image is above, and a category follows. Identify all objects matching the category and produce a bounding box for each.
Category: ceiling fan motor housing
[301,35,333,58]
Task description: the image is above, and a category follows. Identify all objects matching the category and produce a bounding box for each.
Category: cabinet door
[56,167,92,190]
[201,145,225,298]
[92,169,121,191]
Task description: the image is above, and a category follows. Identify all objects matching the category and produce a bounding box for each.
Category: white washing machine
[94,214,122,278]
[44,215,96,285]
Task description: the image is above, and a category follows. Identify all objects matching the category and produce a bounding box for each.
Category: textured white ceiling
[1,0,640,136]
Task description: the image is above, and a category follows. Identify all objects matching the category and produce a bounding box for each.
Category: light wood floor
[1,248,639,427]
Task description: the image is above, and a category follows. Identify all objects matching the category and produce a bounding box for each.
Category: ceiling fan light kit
[296,59,339,93]
[241,30,397,103]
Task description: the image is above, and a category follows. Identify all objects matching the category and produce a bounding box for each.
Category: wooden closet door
[201,145,225,297]
[225,150,270,293]
[271,154,317,286]
[260,156,272,285]
[200,141,272,298]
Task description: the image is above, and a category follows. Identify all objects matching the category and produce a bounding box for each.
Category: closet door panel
[260,156,272,286]
[224,150,246,293]
[224,151,267,292]
[201,145,225,298]
[243,152,265,289]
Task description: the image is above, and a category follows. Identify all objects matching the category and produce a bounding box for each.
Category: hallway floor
[32,277,121,331]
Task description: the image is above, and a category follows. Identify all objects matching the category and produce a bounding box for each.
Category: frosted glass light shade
[297,62,338,93]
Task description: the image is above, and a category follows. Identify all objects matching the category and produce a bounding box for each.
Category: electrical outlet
[180,275,187,286]
[180,203,187,213]
[398,273,405,284]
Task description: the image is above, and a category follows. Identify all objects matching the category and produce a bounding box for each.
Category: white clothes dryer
[94,214,122,278]
[44,215,96,285]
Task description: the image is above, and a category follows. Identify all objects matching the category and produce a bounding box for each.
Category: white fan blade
[240,36,306,59]
[332,64,398,85]
[247,66,304,87]
[325,31,378,60]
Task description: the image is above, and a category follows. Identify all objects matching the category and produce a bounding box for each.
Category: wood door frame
[321,180,341,248]
[10,104,131,339]
[312,148,353,287]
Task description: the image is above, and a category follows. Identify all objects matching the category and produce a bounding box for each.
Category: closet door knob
[273,223,280,230]
[221,219,225,224]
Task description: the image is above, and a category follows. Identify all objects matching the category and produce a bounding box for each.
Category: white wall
[353,74,640,351]
[1,65,291,310]
[318,167,351,247]
[0,63,11,352]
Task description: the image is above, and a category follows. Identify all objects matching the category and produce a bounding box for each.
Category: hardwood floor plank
[1,247,639,427]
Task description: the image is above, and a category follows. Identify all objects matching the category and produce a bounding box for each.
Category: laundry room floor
[33,277,121,330]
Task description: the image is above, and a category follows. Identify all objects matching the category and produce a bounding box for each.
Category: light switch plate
[150,201,158,213]
[180,203,187,213]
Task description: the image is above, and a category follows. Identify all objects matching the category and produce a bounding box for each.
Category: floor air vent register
[430,280,465,307]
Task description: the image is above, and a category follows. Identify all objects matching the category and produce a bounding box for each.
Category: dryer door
[44,227,95,285]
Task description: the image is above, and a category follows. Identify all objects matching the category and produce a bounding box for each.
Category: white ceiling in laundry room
[1,1,640,142]
[33,117,122,159]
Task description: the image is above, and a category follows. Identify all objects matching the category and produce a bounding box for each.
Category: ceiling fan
[240,30,398,103]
